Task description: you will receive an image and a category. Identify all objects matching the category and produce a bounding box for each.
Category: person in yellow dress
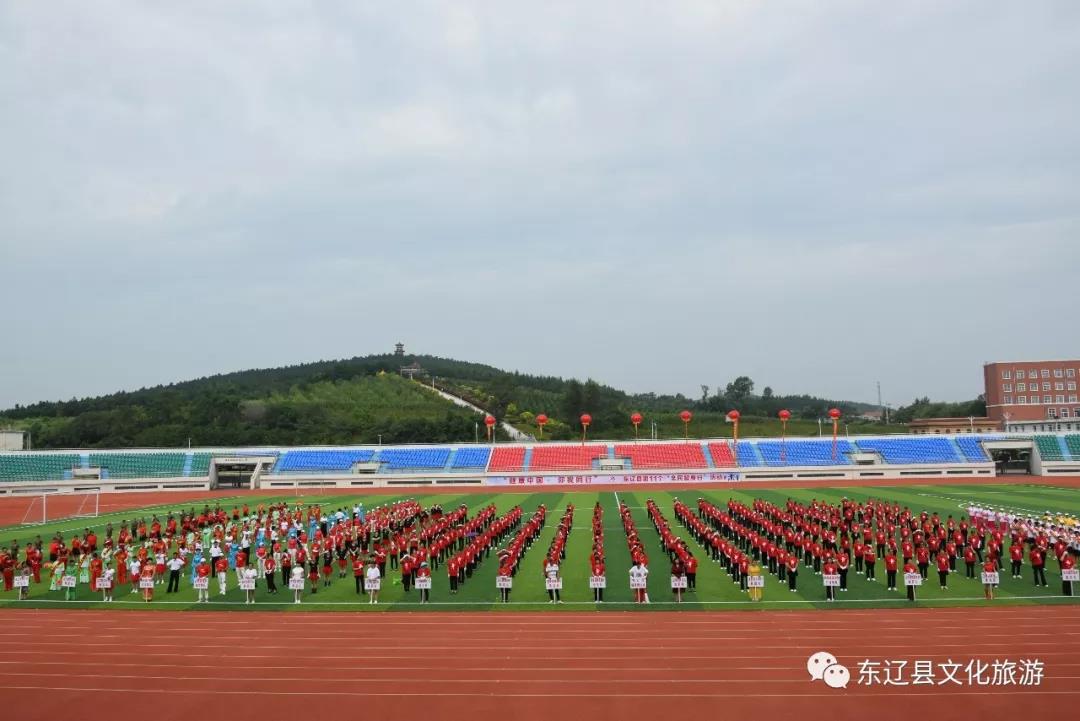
[748,561,763,602]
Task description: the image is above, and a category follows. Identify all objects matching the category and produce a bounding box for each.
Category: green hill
[1,352,892,448]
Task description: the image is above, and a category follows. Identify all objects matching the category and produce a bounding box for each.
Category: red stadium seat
[488,446,526,472]
[707,442,737,468]
[614,443,707,469]
[529,445,607,471]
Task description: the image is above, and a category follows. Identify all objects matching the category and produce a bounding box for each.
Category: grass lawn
[3,484,1079,612]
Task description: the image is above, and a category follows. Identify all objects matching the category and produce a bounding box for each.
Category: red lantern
[827,409,841,460]
[679,410,692,440]
[579,413,592,444]
[630,412,643,441]
[778,409,791,422]
[726,410,740,422]
[727,410,741,461]
[484,414,496,442]
[536,413,548,440]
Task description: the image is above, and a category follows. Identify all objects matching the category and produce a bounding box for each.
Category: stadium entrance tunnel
[209,456,276,490]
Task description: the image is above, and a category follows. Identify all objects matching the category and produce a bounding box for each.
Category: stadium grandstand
[2,432,1080,493]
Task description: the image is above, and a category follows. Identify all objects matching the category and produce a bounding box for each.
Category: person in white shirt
[129,559,141,594]
[365,561,381,604]
[290,564,305,605]
[630,560,649,604]
[544,558,562,603]
[166,554,185,593]
[100,568,115,602]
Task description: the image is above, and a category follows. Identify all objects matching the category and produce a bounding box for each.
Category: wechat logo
[807,651,850,689]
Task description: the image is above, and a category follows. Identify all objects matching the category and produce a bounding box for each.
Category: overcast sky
[2,1,1078,410]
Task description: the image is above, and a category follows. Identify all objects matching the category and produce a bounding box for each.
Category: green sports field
[3,483,1080,611]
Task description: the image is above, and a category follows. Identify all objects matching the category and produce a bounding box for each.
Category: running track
[1,606,1077,721]
[2,474,1078,527]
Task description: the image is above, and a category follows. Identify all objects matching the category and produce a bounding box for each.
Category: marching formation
[2,493,1078,605]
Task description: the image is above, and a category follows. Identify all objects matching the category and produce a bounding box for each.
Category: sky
[2,1,1079,410]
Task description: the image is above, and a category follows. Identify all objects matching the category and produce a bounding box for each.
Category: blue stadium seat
[378,447,451,470]
[275,450,374,472]
[735,441,762,467]
[450,447,491,470]
[855,437,962,464]
[955,436,993,462]
[756,439,854,466]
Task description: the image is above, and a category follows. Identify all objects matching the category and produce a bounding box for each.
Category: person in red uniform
[836,550,850,592]
[1009,543,1024,579]
[935,551,950,590]
[1030,547,1048,588]
[591,554,605,602]
[864,546,877,581]
[1061,553,1076,596]
[195,558,211,603]
[903,560,918,601]
[823,559,838,601]
[352,555,365,594]
[415,561,431,604]
[963,545,977,578]
[785,553,799,592]
[884,552,898,591]
[89,553,103,593]
[447,556,459,594]
[983,557,998,600]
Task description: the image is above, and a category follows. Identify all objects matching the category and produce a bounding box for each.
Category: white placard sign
[981,571,1000,585]
[61,575,77,589]
[822,574,841,587]
[904,572,923,587]
[239,579,256,591]
[670,575,687,589]
[589,575,606,589]
[496,576,512,589]
[288,578,305,590]
[1063,569,1080,582]
[96,578,112,590]
[14,576,30,588]
[365,578,381,591]
[629,576,647,590]
[414,576,432,590]
[139,578,155,589]
[545,578,563,591]
[193,577,209,590]
[747,575,765,588]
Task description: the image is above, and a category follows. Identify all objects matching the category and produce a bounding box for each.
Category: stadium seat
[854,437,961,464]
[954,436,992,462]
[89,452,187,478]
[274,449,375,473]
[1034,435,1067,461]
[614,443,707,469]
[377,447,451,471]
[707,442,737,468]
[757,439,854,466]
[450,447,491,470]
[0,454,81,481]
[734,441,762,467]
[529,445,607,471]
[1065,435,1080,460]
[488,446,526,473]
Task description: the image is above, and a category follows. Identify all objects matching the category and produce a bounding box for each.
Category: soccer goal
[19,490,101,525]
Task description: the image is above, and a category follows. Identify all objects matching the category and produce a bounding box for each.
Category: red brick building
[984,360,1080,431]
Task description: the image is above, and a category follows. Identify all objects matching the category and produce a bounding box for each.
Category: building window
[1055,369,1064,378]
[1003,383,1013,392]
[1044,395,1053,403]
[1056,395,1065,403]
[1003,395,1013,404]
[1069,382,1077,391]
[1018,395,1027,404]
[1017,382,1026,391]
[1002,370,1011,379]
[1067,369,1075,378]
[1043,382,1051,391]
[1063,408,1072,418]
[1048,408,1058,419]
[1042,369,1051,378]
[1071,395,1079,403]
[1016,370,1026,379]
[1056,382,1065,391]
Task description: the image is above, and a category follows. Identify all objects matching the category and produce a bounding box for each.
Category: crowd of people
[590,502,606,602]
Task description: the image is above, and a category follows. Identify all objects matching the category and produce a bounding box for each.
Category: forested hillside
[1,352,909,448]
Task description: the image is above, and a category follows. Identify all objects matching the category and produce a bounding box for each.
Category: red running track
[0,606,1078,721]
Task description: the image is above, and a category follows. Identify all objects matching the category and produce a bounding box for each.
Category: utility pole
[877,381,884,423]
